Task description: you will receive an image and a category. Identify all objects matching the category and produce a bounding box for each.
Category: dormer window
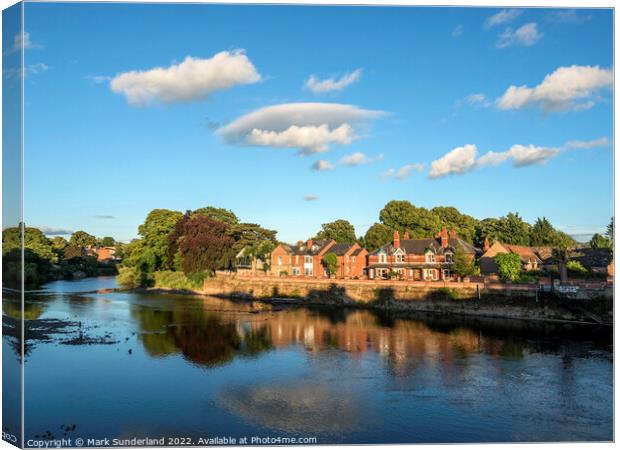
[425,252,435,263]
[445,252,453,263]
[395,254,405,263]
[379,253,387,263]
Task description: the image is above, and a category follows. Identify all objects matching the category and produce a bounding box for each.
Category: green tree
[69,230,97,248]
[229,222,277,254]
[530,217,558,246]
[379,200,441,237]
[322,252,338,278]
[589,233,611,249]
[315,219,356,243]
[552,232,575,283]
[363,223,392,252]
[495,252,521,282]
[51,236,68,250]
[135,208,183,271]
[193,206,239,225]
[452,245,477,278]
[101,236,115,247]
[606,217,614,244]
[431,206,479,243]
[496,213,531,246]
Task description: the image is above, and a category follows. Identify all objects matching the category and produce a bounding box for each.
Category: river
[2,276,613,445]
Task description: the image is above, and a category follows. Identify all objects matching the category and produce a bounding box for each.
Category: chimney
[403,230,410,240]
[393,230,400,249]
[483,237,490,252]
[306,239,313,249]
[435,231,441,238]
[449,228,457,239]
[441,226,448,248]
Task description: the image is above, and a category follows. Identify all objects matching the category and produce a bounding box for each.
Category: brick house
[367,227,478,281]
[270,239,367,278]
[96,246,117,262]
[271,239,336,277]
[479,240,543,275]
[325,243,368,279]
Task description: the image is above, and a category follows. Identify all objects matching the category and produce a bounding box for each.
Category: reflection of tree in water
[132,305,275,368]
[217,382,364,435]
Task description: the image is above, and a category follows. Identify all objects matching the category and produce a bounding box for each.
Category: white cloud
[478,144,559,168]
[218,103,384,154]
[110,50,261,105]
[312,159,335,171]
[3,63,48,80]
[304,195,319,201]
[86,75,112,84]
[305,69,362,94]
[5,32,40,55]
[485,9,523,29]
[497,65,613,112]
[248,124,354,155]
[339,152,384,166]
[496,23,543,48]
[452,25,464,37]
[564,137,611,150]
[429,144,478,179]
[465,93,491,108]
[547,9,592,24]
[380,163,424,181]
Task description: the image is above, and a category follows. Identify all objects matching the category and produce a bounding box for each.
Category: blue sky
[16,4,613,243]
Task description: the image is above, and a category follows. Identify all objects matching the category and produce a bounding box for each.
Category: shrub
[566,260,588,274]
[495,253,521,282]
[117,266,140,289]
[153,270,205,291]
[431,287,460,301]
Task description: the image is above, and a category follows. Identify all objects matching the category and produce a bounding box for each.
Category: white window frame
[425,252,436,263]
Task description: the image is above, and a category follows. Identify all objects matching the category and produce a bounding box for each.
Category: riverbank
[143,274,613,325]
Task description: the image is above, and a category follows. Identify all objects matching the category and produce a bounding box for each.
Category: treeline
[2,226,119,288]
[118,207,277,288]
[309,201,612,252]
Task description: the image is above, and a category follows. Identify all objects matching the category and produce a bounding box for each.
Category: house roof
[569,247,612,269]
[502,244,543,264]
[351,248,364,256]
[327,243,356,256]
[532,246,554,264]
[372,237,479,256]
[289,239,334,256]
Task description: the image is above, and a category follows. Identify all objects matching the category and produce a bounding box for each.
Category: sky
[12,3,614,243]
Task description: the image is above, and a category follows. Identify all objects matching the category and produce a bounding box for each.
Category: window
[425,252,435,263]
[395,254,405,263]
[277,256,282,266]
[352,256,356,263]
[379,253,387,263]
[304,255,312,264]
[304,267,313,276]
[292,267,300,276]
[295,255,299,264]
[445,252,453,263]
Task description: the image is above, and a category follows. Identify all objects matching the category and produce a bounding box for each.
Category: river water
[2,276,613,445]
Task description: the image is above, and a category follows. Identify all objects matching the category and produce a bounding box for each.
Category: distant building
[480,241,543,275]
[235,247,268,274]
[96,246,117,262]
[366,227,479,281]
[568,247,613,275]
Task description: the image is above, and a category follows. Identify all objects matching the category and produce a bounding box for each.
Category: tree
[589,233,611,249]
[229,222,277,254]
[170,214,236,275]
[315,219,356,243]
[193,206,239,225]
[552,232,575,283]
[496,213,531,246]
[69,230,97,248]
[101,236,115,247]
[431,206,479,243]
[363,223,392,252]
[606,217,614,244]
[322,252,338,278]
[379,200,441,237]
[452,245,477,278]
[495,252,521,282]
[135,209,183,271]
[530,217,558,246]
[64,245,86,260]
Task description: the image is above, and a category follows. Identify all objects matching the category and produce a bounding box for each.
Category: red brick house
[96,246,117,262]
[270,239,367,279]
[271,239,336,277]
[367,227,479,281]
[325,243,368,279]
